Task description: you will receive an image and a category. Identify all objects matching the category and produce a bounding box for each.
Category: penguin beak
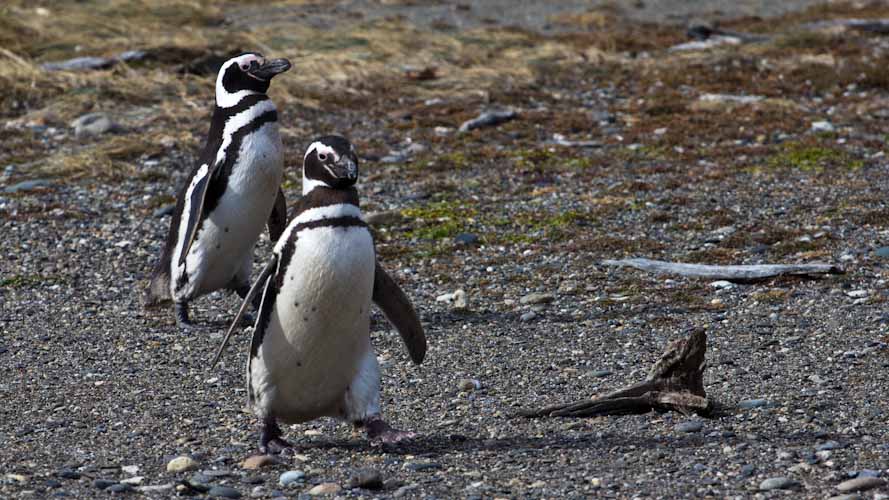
[248,58,292,81]
[334,156,358,182]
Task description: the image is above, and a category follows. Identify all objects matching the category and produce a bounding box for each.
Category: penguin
[146,52,292,327]
[210,135,426,452]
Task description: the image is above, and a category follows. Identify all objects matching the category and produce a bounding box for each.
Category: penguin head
[302,136,359,194]
[216,52,291,105]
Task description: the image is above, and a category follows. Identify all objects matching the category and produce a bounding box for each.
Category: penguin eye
[240,64,249,71]
[318,153,327,161]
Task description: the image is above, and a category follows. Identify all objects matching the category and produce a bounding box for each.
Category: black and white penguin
[211,135,426,452]
[146,52,292,327]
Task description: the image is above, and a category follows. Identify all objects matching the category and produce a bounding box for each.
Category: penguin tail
[144,267,173,308]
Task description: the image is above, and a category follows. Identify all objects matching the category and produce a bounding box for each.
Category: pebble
[46,479,62,489]
[153,204,175,218]
[166,456,199,473]
[874,247,889,258]
[364,210,403,226]
[136,483,175,493]
[817,441,842,451]
[458,378,481,391]
[393,484,419,497]
[4,179,52,193]
[241,455,279,470]
[279,470,306,487]
[403,461,442,472]
[759,477,800,490]
[307,482,341,495]
[454,233,480,246]
[458,109,516,132]
[590,369,612,378]
[738,399,769,409]
[108,483,133,493]
[92,479,117,490]
[811,120,836,133]
[57,469,81,480]
[208,485,243,498]
[520,311,537,322]
[675,421,703,433]
[347,469,383,490]
[709,280,734,289]
[41,56,115,72]
[121,465,139,475]
[120,476,144,486]
[520,292,554,305]
[740,464,755,477]
[837,477,886,493]
[435,289,467,310]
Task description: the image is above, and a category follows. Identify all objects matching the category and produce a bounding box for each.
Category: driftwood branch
[520,328,712,418]
[602,258,843,283]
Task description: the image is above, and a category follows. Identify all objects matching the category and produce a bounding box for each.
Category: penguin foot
[259,417,293,454]
[240,312,256,327]
[363,417,416,445]
[175,303,195,330]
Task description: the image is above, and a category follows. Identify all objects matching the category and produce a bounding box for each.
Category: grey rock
[108,483,133,493]
[759,477,800,491]
[520,311,537,322]
[817,441,842,451]
[403,461,442,472]
[347,468,383,490]
[4,179,51,193]
[92,479,117,489]
[811,120,835,133]
[454,233,480,246]
[738,399,769,409]
[458,378,481,391]
[393,483,419,497]
[675,421,703,433]
[520,292,554,305]
[858,470,881,478]
[153,204,175,218]
[71,112,121,137]
[459,109,516,132]
[364,210,403,226]
[57,469,81,480]
[837,477,886,493]
[42,56,115,72]
[189,472,212,484]
[874,247,889,259]
[46,479,62,488]
[591,369,612,378]
[208,485,243,498]
[279,470,306,487]
[118,50,147,62]
[740,464,755,477]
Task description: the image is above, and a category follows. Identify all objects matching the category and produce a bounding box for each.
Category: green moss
[402,200,477,240]
[766,143,863,172]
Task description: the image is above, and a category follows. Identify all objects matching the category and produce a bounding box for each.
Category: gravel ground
[3,1,889,499]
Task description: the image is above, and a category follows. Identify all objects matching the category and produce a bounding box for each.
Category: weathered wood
[602,258,842,283]
[520,328,713,418]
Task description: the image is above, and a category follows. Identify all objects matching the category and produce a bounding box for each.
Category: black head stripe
[222,63,271,95]
[303,135,360,189]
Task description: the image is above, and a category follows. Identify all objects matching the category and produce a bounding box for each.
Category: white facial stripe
[275,203,363,253]
[214,99,277,167]
[215,54,264,108]
[304,142,339,162]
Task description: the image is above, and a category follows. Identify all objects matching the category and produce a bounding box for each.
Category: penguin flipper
[372,261,426,365]
[210,256,277,368]
[178,162,216,267]
[267,188,288,242]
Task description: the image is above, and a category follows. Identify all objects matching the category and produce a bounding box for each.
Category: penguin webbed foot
[362,416,416,445]
[175,302,196,330]
[259,417,294,455]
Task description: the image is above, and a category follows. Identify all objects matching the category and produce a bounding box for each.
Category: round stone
[837,476,886,493]
[207,485,242,498]
[308,483,341,495]
[92,479,117,489]
[241,455,279,470]
[675,421,703,433]
[279,470,306,487]
[759,477,800,491]
[166,456,199,473]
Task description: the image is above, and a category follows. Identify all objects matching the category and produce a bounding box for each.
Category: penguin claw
[260,438,294,455]
[363,417,416,445]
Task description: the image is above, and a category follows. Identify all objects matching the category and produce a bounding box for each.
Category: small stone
[121,466,139,475]
[347,469,383,490]
[189,472,211,485]
[166,456,199,473]
[709,280,734,289]
[435,289,467,310]
[120,476,143,486]
[739,399,769,409]
[759,477,800,491]
[520,311,537,322]
[817,441,842,451]
[153,204,175,218]
[520,292,554,305]
[837,477,886,493]
[590,369,612,378]
[208,486,243,498]
[740,465,755,477]
[403,461,442,472]
[71,112,120,137]
[92,479,117,490]
[135,483,175,493]
[675,421,703,433]
[811,120,835,133]
[279,470,306,487]
[454,233,480,246]
[874,247,889,258]
[458,109,516,132]
[46,479,62,489]
[57,470,81,480]
[458,379,481,391]
[307,482,341,495]
[108,483,133,493]
[41,56,115,72]
[393,484,419,497]
[241,455,279,470]
[364,210,403,226]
